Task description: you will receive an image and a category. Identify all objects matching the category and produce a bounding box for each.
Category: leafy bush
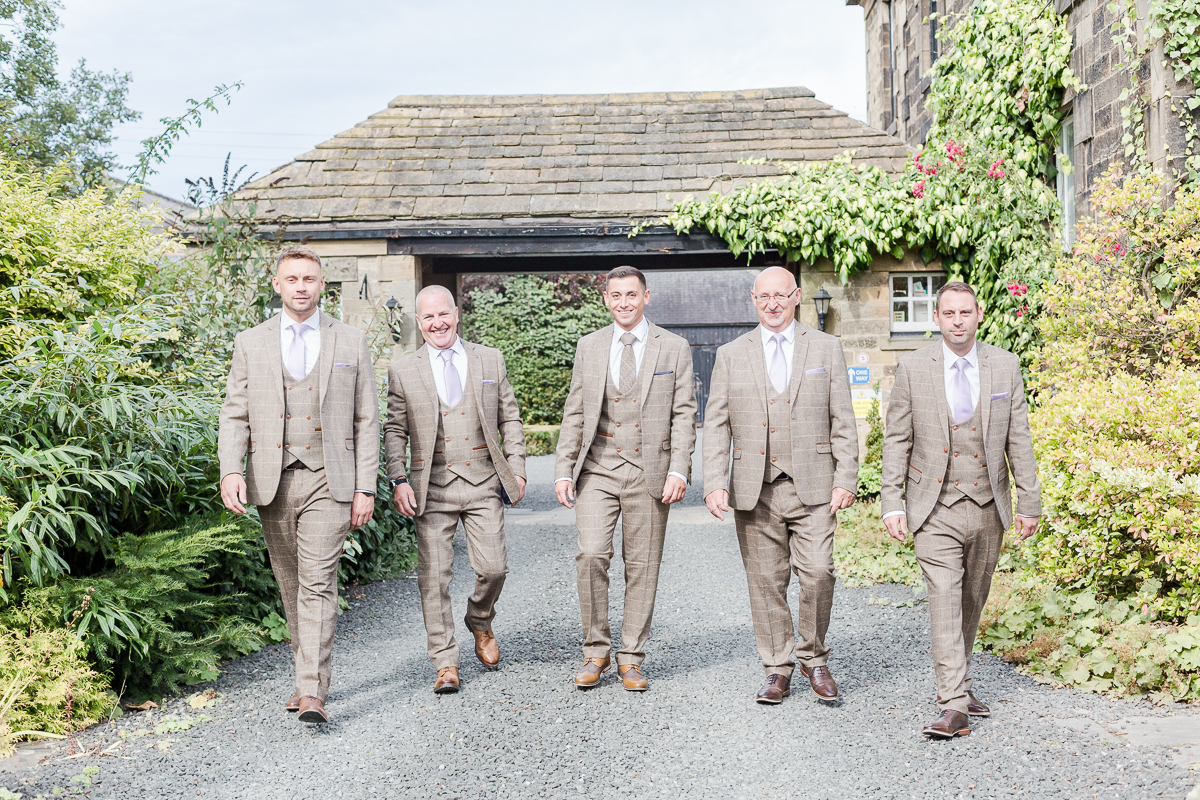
[524,427,560,457]
[0,602,112,757]
[339,464,418,587]
[856,390,883,498]
[834,501,922,588]
[462,275,610,424]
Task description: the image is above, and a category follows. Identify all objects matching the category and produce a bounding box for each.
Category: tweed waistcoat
[763,386,793,482]
[586,369,642,471]
[429,380,494,487]
[282,361,323,471]
[938,403,994,507]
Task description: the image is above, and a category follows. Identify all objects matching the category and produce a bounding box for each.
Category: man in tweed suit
[555,266,696,691]
[384,285,526,694]
[703,266,858,705]
[219,245,379,724]
[883,281,1040,739]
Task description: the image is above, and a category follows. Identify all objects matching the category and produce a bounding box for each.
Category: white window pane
[892,277,909,298]
[914,302,930,323]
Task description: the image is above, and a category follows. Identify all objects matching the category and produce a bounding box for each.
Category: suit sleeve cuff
[881,510,906,520]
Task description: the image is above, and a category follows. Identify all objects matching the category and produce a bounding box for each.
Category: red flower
[988,159,1006,178]
[912,180,926,198]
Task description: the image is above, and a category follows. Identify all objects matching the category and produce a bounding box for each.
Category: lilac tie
[768,333,787,393]
[286,323,306,380]
[441,349,463,408]
[949,357,974,423]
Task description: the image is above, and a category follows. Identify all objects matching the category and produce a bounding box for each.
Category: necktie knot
[440,349,454,365]
[620,332,636,347]
[954,357,969,373]
[772,333,786,347]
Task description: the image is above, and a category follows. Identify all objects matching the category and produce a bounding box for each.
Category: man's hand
[705,489,731,521]
[884,513,909,543]
[393,482,417,516]
[351,492,375,530]
[221,474,248,515]
[555,479,575,509]
[661,475,687,505]
[1015,515,1039,541]
[513,476,527,506]
[829,487,856,515]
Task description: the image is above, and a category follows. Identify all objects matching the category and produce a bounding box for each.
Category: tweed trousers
[258,466,351,702]
[575,459,669,667]
[734,478,837,678]
[416,473,508,670]
[914,497,1005,715]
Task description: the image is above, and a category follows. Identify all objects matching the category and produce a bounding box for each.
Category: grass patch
[834,500,922,588]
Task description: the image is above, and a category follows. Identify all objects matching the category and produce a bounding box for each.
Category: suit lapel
[591,325,612,408]
[977,344,992,439]
[789,325,810,403]
[465,340,486,420]
[266,313,285,405]
[932,347,951,446]
[638,324,663,405]
[747,328,769,413]
[416,343,440,436]
[317,313,335,405]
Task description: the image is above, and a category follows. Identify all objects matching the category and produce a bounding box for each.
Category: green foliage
[523,427,560,457]
[833,501,922,588]
[127,84,242,188]
[0,600,112,756]
[980,576,1200,702]
[0,0,139,187]
[856,388,883,498]
[462,274,610,424]
[339,464,418,586]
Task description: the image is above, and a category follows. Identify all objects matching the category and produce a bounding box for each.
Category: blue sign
[848,367,871,385]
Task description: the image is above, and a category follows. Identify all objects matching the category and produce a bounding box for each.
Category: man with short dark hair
[218,244,379,724]
[883,280,1041,739]
[555,265,696,691]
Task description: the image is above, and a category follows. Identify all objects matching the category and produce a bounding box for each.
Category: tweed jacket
[218,312,380,506]
[881,341,1041,532]
[555,322,697,498]
[383,339,526,517]
[703,324,858,509]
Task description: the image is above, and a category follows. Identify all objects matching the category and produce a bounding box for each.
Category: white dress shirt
[557,317,686,486]
[942,341,980,414]
[427,336,469,406]
[760,321,796,391]
[608,316,650,392]
[280,309,321,379]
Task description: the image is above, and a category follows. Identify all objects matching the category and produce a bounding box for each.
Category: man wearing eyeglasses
[703,266,858,705]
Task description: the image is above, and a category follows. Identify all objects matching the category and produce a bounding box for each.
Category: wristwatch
[390,476,408,488]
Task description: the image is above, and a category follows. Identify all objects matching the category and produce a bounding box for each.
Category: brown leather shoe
[286,693,301,712]
[573,657,610,688]
[296,696,328,723]
[755,673,791,705]
[470,627,500,671]
[434,666,460,694]
[797,663,839,700]
[618,664,648,691]
[937,691,991,717]
[923,709,970,739]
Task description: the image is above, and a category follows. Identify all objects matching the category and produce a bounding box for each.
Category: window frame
[889,272,946,333]
[1056,115,1076,249]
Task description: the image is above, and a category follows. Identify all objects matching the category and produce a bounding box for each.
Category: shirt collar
[613,316,649,344]
[942,340,978,368]
[428,335,466,359]
[281,309,320,331]
[760,320,796,346]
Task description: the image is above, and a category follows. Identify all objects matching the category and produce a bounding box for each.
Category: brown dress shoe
[434,666,460,694]
[923,709,970,739]
[937,691,991,717]
[618,664,648,691]
[755,673,791,705]
[573,657,610,688]
[286,693,301,712]
[297,696,328,724]
[798,663,839,700]
[470,627,500,671]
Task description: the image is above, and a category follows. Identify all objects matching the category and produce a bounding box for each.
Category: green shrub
[524,427,560,457]
[339,464,418,586]
[834,501,922,587]
[856,390,883,499]
[0,602,113,757]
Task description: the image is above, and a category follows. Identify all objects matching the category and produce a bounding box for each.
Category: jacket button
[466,462,470,466]
[771,429,775,434]
[616,449,621,453]
[285,445,291,449]
[972,426,977,431]
[954,453,959,457]
[634,448,639,452]
[614,399,620,403]
[445,438,450,443]
[276,443,281,448]
[937,478,942,483]
[973,481,979,486]
[287,414,292,419]
[306,415,311,420]
[770,400,775,405]
[461,411,465,415]
[279,413,283,418]
[633,398,637,402]
[616,423,621,427]
[760,450,765,455]
[305,445,310,450]
[771,457,777,462]
[944,448,948,453]
[763,422,767,427]
[308,386,313,391]
[955,481,960,486]
[634,423,638,427]
[953,425,959,431]
[448,464,453,468]
[464,436,469,440]
[973,453,978,458]
[443,412,448,417]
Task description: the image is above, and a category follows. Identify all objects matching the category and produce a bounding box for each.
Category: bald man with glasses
[703,266,858,705]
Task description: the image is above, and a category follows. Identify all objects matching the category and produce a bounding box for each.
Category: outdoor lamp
[813,287,832,332]
[385,296,403,343]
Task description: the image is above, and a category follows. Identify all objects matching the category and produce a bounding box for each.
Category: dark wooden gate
[661,324,756,424]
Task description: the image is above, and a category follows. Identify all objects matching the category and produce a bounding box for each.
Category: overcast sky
[57,1,868,200]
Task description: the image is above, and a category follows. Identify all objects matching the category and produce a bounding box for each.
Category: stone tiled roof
[235,87,909,228]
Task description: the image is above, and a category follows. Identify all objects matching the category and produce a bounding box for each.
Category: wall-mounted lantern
[813,287,832,332]
[385,297,404,343]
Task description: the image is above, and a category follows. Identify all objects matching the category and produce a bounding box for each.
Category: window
[890,273,946,333]
[930,0,939,63]
[1056,115,1076,248]
[888,0,897,127]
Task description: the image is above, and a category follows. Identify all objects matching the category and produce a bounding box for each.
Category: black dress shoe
[923,710,970,739]
[755,673,791,705]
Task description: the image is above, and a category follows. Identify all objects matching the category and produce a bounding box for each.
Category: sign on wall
[848,366,879,418]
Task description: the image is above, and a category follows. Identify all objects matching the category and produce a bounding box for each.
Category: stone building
[847,0,1198,233]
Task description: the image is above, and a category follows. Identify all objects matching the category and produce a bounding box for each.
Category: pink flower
[912,180,925,198]
[988,159,1006,178]
[1015,309,1024,318]
[945,139,965,162]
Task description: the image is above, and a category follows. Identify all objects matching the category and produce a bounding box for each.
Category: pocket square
[333,363,354,368]
[482,379,496,384]
[990,391,1010,400]
[805,367,827,374]
[653,370,674,376]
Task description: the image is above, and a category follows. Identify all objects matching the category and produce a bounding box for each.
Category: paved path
[5,443,1199,799]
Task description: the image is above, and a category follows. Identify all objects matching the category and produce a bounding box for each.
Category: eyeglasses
[752,288,799,305]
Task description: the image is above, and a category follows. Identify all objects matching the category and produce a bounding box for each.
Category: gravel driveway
[4,440,1198,799]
